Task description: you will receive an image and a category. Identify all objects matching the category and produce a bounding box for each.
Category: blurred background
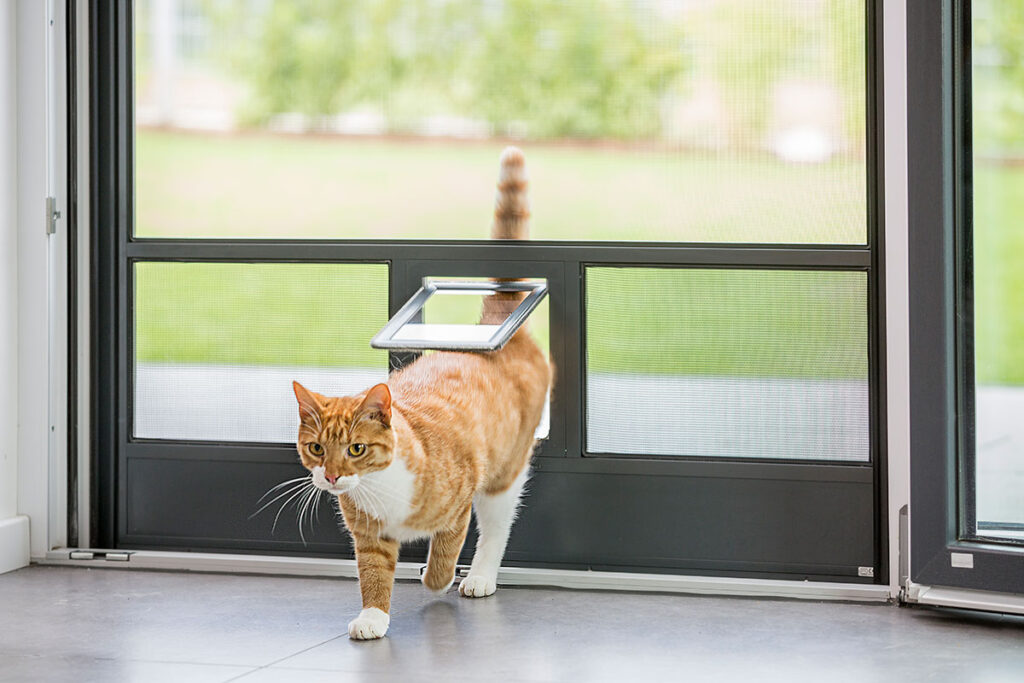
[133,0,867,242]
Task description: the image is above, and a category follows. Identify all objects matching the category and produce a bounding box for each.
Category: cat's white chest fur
[348,453,428,542]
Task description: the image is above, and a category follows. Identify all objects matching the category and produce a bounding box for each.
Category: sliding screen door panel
[91,0,885,582]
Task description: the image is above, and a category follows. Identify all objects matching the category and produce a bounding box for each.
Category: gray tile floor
[2,566,1024,683]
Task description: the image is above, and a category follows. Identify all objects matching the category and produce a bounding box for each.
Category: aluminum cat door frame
[371,279,548,352]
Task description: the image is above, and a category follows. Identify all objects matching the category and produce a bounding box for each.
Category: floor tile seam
[0,653,264,670]
[222,633,350,682]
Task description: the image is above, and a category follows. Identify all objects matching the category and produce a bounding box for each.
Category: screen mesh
[133,262,389,442]
[585,267,868,461]
[134,0,866,243]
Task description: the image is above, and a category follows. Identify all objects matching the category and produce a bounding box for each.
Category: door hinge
[46,196,61,235]
[68,550,132,562]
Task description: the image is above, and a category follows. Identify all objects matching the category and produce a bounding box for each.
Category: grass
[973,164,1024,386]
[585,268,867,379]
[136,129,866,243]
[135,263,391,368]
[134,130,1023,383]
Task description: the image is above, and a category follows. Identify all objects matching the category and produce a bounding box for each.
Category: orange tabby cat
[292,147,551,640]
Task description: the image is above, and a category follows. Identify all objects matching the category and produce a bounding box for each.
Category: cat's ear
[292,381,322,420]
[359,383,392,427]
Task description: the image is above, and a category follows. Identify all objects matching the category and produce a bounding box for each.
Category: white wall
[16,0,51,560]
[0,0,29,575]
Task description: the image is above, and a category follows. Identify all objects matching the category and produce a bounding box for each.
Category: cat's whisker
[302,407,323,432]
[272,484,311,534]
[358,485,389,522]
[362,480,410,509]
[365,488,389,528]
[354,487,382,527]
[297,486,319,545]
[250,480,311,519]
[350,488,369,521]
[312,485,324,525]
[255,476,311,504]
[305,487,323,529]
[356,487,382,522]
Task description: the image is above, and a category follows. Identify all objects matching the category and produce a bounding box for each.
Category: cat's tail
[482,147,531,326]
[490,146,530,240]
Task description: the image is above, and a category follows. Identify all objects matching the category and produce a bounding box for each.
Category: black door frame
[908,0,1024,594]
[90,0,888,583]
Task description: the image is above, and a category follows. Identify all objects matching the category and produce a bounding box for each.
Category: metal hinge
[46,196,61,235]
[68,550,132,562]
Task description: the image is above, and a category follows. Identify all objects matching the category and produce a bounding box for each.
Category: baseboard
[0,515,30,575]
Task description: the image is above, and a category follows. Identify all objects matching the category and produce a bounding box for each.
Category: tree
[703,0,808,153]
[973,0,1024,152]
[466,0,687,139]
[212,0,686,140]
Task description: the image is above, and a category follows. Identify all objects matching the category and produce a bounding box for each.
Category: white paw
[347,607,390,640]
[458,574,497,598]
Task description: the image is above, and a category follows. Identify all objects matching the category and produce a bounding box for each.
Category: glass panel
[134,262,389,442]
[970,1,1024,541]
[134,0,866,243]
[585,268,868,460]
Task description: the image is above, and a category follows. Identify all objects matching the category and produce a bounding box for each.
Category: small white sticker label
[858,566,874,577]
[951,552,974,569]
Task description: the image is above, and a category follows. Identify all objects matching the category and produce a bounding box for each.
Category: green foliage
[210,0,685,139]
[465,0,686,139]
[704,1,808,151]
[973,0,1024,152]
[825,0,867,151]
[233,1,361,126]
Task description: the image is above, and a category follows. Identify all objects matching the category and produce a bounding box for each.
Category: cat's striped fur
[292,147,551,640]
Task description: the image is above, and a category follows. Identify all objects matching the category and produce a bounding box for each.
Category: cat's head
[292,381,396,494]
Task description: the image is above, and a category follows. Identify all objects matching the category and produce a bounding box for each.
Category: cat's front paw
[458,574,497,598]
[421,569,456,595]
[348,607,390,640]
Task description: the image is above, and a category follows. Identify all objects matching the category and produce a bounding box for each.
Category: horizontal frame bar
[903,582,1024,616]
[40,549,890,602]
[125,240,872,268]
[124,440,872,483]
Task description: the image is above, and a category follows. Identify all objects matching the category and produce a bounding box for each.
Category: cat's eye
[347,443,366,457]
[308,442,324,456]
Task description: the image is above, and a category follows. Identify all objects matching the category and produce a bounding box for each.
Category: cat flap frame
[371,279,548,352]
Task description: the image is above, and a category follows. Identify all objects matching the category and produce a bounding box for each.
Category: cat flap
[370,279,548,352]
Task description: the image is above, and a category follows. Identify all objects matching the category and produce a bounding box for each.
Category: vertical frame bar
[953,0,977,541]
[89,0,127,548]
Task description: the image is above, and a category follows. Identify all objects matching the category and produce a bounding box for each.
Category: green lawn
[974,164,1024,385]
[134,130,1024,383]
[136,129,866,243]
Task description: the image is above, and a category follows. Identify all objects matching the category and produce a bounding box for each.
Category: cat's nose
[325,474,338,485]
